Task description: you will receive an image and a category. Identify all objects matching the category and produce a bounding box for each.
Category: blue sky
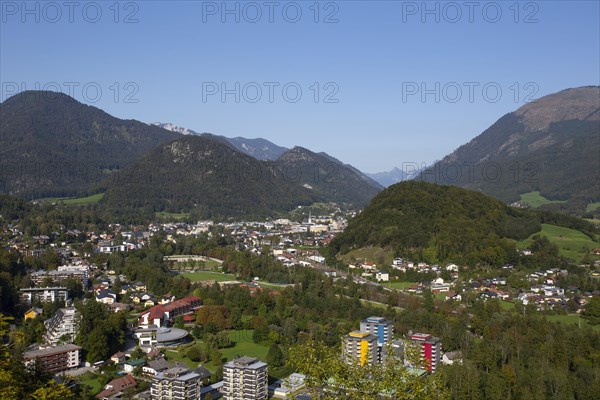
[1,1,599,172]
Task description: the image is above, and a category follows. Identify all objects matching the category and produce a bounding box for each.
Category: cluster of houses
[391,258,460,274]
[348,261,390,282]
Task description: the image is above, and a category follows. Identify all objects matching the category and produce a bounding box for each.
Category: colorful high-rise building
[343,331,379,366]
[360,316,394,362]
[409,333,442,373]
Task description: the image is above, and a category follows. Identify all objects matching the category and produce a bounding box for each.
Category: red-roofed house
[96,374,136,399]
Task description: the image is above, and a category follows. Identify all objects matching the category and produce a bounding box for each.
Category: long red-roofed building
[138,296,202,328]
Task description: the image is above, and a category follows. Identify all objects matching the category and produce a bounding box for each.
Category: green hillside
[329,181,542,265]
[0,91,179,198]
[100,135,315,218]
[519,223,599,262]
[519,191,567,208]
[41,193,105,205]
[329,181,598,266]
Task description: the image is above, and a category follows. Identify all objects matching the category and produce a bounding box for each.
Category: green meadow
[519,191,566,208]
[519,224,599,262]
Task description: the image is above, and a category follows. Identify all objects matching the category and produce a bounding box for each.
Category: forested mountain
[329,181,596,265]
[223,136,288,161]
[100,135,315,217]
[0,91,180,198]
[0,93,381,214]
[100,136,384,217]
[416,86,600,215]
[277,146,383,207]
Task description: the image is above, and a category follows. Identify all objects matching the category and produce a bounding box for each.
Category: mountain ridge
[0,91,181,198]
[153,122,288,161]
[366,166,424,187]
[100,135,314,217]
[415,86,600,215]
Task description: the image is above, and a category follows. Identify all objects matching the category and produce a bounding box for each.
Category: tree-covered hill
[100,135,316,218]
[277,146,382,207]
[329,181,596,265]
[0,91,180,198]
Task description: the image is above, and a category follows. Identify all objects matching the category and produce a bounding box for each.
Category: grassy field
[154,211,191,221]
[519,191,567,208]
[586,202,600,213]
[41,193,105,205]
[75,372,104,395]
[169,258,223,272]
[519,224,599,262]
[165,348,198,369]
[182,271,237,282]
[545,314,600,331]
[434,292,446,301]
[500,300,515,311]
[165,329,270,373]
[338,246,394,268]
[221,330,269,361]
[384,281,415,290]
[358,298,403,311]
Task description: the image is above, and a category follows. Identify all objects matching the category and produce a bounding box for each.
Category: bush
[186,346,202,362]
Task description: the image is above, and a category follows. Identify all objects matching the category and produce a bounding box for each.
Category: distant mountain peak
[153,122,288,161]
[152,122,200,136]
[366,166,423,187]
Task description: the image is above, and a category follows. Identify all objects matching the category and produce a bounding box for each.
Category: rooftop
[226,356,268,369]
[348,331,372,339]
[24,344,81,359]
[363,316,390,324]
[158,366,201,382]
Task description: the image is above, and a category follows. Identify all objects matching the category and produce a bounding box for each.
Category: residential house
[375,271,390,282]
[442,351,463,365]
[108,302,131,313]
[143,358,170,376]
[24,307,43,320]
[445,291,462,302]
[110,351,126,365]
[144,298,158,308]
[95,289,117,305]
[96,374,136,399]
[147,349,163,360]
[445,264,459,272]
[124,358,146,373]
